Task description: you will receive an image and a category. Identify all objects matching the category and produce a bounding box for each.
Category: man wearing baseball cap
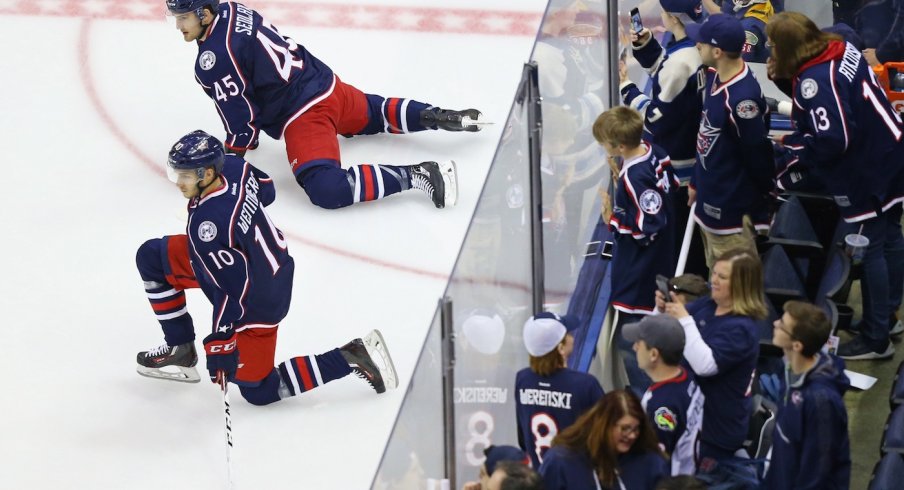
[684,13,774,271]
[461,445,535,490]
[516,312,604,468]
[623,315,704,475]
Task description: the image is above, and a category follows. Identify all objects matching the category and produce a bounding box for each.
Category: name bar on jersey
[454,387,508,404]
[519,389,573,409]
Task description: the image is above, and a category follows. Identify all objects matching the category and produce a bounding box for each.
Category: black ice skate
[340,329,399,394]
[136,342,201,383]
[420,108,486,132]
[409,160,458,209]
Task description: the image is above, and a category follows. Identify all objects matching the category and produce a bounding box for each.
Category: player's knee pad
[296,165,354,209]
[238,369,283,406]
[136,238,166,282]
[357,94,388,135]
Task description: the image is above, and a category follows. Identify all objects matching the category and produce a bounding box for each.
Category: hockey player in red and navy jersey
[767,11,904,360]
[593,106,679,393]
[166,0,483,210]
[135,131,398,406]
[766,301,851,490]
[686,13,774,269]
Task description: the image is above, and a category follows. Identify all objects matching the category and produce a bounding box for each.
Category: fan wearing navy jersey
[166,0,484,210]
[619,0,705,183]
[593,106,679,393]
[538,390,668,490]
[516,312,605,468]
[623,315,704,476]
[657,249,764,468]
[686,13,774,269]
[767,11,904,360]
[766,301,851,490]
[134,131,398,405]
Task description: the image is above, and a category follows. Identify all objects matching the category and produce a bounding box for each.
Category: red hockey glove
[203,328,239,384]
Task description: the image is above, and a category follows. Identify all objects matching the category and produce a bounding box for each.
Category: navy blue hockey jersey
[621,36,705,181]
[737,2,773,63]
[193,2,336,151]
[641,368,705,475]
[515,367,604,468]
[186,155,293,331]
[685,298,759,453]
[692,64,773,234]
[609,144,679,314]
[777,40,904,222]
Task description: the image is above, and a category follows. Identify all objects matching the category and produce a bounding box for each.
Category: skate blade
[461,116,493,129]
[137,364,201,383]
[363,329,399,391]
[441,160,458,208]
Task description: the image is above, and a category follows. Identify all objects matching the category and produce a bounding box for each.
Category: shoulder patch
[745,30,759,46]
[735,99,760,119]
[800,78,818,99]
[199,51,216,71]
[639,189,663,214]
[654,406,678,431]
[198,221,217,242]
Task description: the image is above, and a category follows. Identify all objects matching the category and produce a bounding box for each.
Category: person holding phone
[592,106,679,394]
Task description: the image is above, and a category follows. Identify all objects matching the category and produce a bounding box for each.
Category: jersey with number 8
[188,155,293,331]
[193,2,335,152]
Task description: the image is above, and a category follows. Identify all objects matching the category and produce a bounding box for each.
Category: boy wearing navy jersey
[686,13,774,269]
[623,315,704,476]
[134,131,398,406]
[166,0,483,210]
[592,105,679,393]
[515,312,605,468]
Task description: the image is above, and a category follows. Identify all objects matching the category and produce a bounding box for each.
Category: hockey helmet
[167,130,224,184]
[166,0,218,17]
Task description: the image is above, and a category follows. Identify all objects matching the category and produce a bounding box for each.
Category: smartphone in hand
[630,7,643,33]
[656,274,672,301]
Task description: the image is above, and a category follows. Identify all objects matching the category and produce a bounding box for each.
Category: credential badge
[198,221,217,242]
[639,189,662,215]
[801,78,818,99]
[736,99,760,119]
[199,51,217,71]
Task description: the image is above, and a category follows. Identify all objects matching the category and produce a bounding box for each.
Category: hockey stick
[219,371,235,489]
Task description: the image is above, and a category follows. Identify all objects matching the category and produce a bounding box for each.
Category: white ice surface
[0,1,546,488]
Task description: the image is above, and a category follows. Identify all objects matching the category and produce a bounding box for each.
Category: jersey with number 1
[515,368,604,468]
[778,40,904,222]
[193,2,335,152]
[186,155,294,332]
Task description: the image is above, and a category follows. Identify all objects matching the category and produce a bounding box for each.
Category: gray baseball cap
[622,315,686,358]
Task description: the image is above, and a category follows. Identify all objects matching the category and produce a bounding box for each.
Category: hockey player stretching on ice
[135,130,398,405]
[166,0,486,210]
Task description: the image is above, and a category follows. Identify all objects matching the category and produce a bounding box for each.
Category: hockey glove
[203,328,239,384]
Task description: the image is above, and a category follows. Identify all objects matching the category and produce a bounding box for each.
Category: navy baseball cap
[483,445,529,474]
[660,0,705,23]
[685,13,745,53]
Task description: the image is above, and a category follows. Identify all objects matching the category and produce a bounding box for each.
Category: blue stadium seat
[769,196,821,245]
[815,246,852,304]
[891,360,904,410]
[869,453,904,490]
[762,245,808,313]
[881,405,904,455]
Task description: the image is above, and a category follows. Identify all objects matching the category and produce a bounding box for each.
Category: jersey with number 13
[193,2,335,152]
[186,155,294,332]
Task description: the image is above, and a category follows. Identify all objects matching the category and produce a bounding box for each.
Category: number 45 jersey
[193,2,335,152]
[515,368,604,468]
[186,155,294,331]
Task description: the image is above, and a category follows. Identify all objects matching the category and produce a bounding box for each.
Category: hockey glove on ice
[203,328,239,384]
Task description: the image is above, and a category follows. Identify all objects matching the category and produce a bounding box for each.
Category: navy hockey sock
[298,164,410,208]
[276,349,353,397]
[349,164,410,204]
[136,239,194,345]
[361,94,432,134]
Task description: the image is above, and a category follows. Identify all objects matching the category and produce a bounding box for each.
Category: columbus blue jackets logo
[199,51,216,71]
[800,79,818,99]
[735,100,760,119]
[696,111,720,169]
[198,221,217,242]
[654,406,677,431]
[639,189,663,214]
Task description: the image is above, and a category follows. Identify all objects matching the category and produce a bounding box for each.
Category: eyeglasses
[765,40,774,49]
[773,318,795,339]
[617,424,641,436]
